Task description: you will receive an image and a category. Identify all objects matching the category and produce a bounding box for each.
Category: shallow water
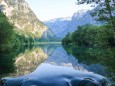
[0,44,115,85]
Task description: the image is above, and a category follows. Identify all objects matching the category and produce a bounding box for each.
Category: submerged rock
[1,63,108,86]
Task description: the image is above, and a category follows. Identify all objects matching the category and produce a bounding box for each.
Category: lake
[0,44,115,86]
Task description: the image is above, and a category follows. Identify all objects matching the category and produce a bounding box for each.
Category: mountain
[67,9,99,32]
[44,9,99,38]
[44,17,71,38]
[0,0,54,39]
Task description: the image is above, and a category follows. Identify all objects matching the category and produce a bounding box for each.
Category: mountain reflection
[1,44,115,85]
[0,44,58,78]
[0,45,30,78]
[63,45,115,83]
[14,48,48,76]
[44,46,107,75]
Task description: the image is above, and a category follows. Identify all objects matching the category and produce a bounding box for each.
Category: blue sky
[26,0,93,21]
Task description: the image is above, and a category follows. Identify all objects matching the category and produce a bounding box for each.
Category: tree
[62,32,72,45]
[76,0,115,32]
[0,13,15,50]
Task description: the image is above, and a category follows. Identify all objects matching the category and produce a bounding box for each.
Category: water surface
[0,44,115,85]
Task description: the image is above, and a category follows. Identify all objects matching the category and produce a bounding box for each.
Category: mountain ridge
[0,0,54,39]
[44,9,100,38]
[44,17,71,38]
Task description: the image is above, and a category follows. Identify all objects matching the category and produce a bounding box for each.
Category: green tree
[62,24,114,47]
[0,13,16,50]
[0,13,34,51]
[76,0,115,32]
[62,32,72,45]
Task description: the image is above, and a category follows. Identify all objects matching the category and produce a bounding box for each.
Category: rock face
[44,9,99,38]
[0,0,54,38]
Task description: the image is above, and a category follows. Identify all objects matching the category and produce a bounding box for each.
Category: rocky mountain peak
[72,9,89,19]
[0,0,54,38]
[45,8,100,38]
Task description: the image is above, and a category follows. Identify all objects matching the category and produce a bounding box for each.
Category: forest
[62,24,115,47]
[62,0,115,47]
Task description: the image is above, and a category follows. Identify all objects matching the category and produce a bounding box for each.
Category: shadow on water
[63,45,115,83]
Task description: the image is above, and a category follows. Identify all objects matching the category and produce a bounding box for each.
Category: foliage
[76,0,115,31]
[0,13,35,76]
[62,32,72,45]
[0,44,34,76]
[0,13,34,52]
[62,24,114,47]
[0,13,15,49]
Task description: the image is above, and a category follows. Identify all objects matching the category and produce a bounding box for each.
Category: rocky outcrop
[0,0,54,38]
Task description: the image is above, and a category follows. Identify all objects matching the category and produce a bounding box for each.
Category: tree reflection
[63,45,115,82]
[0,45,33,78]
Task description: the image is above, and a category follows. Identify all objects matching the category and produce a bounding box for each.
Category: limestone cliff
[0,0,53,38]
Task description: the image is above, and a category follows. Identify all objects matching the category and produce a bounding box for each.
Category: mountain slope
[0,0,54,39]
[44,17,71,38]
[67,9,99,32]
[44,9,100,38]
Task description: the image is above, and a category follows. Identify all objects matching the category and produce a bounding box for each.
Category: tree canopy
[77,0,115,32]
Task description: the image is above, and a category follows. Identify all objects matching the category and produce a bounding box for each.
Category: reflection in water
[0,45,32,78]
[63,45,115,84]
[44,47,87,71]
[0,44,58,78]
[36,44,59,57]
[12,48,48,77]
[2,63,107,86]
[0,44,115,85]
[44,46,107,75]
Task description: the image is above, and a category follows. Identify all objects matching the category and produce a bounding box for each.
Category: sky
[26,0,94,21]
